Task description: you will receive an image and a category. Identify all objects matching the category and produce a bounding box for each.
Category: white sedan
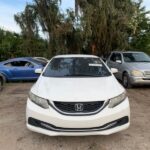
[26,55,130,136]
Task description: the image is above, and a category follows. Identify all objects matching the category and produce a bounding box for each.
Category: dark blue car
[0,57,46,81]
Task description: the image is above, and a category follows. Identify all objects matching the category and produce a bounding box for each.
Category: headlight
[131,70,143,77]
[29,92,49,109]
[108,92,127,108]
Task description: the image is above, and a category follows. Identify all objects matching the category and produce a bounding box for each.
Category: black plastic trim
[28,116,129,132]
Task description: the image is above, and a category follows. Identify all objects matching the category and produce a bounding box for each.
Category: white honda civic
[26,55,130,136]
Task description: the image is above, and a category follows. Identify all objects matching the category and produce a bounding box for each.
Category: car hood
[126,62,150,71]
[31,76,125,102]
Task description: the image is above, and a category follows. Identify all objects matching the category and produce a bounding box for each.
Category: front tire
[0,77,3,91]
[122,73,132,88]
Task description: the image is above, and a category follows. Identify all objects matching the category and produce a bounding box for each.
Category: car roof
[53,54,99,58]
[112,51,144,54]
[0,57,39,64]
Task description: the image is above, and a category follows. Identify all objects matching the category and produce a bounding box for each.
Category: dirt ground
[0,83,150,150]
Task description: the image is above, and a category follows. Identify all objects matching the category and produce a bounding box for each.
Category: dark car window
[110,53,121,62]
[25,62,34,67]
[43,57,111,77]
[4,61,33,67]
[123,53,150,62]
[110,53,116,62]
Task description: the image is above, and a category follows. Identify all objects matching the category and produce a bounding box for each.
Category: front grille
[53,101,104,114]
[144,71,150,77]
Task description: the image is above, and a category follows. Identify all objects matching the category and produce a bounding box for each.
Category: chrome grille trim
[144,71,150,75]
[48,100,109,116]
[144,71,150,77]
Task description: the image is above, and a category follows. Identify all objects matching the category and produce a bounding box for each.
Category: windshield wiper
[141,61,150,62]
[136,61,150,62]
[63,74,101,77]
[127,61,150,63]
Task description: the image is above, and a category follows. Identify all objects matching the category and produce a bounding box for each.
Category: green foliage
[1,0,150,61]
[76,0,136,55]
[129,0,150,54]
[74,0,150,55]
[0,29,48,61]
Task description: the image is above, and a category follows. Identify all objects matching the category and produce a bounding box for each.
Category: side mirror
[35,68,42,74]
[111,68,118,74]
[116,60,122,64]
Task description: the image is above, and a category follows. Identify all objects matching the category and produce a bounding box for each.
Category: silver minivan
[107,51,150,88]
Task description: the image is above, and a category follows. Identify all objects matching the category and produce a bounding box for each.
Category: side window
[11,61,24,67]
[115,53,122,61]
[25,62,34,68]
[4,61,34,67]
[110,53,117,62]
[110,53,122,62]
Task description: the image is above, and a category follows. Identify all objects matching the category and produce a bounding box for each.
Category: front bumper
[130,76,150,85]
[26,98,130,136]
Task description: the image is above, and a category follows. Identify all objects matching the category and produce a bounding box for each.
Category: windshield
[123,53,150,63]
[43,57,111,77]
[29,58,47,66]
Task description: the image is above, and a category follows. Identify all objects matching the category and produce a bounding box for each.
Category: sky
[0,0,150,33]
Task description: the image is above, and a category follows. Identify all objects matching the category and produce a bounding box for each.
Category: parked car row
[0,74,4,91]
[1,52,149,136]
[0,52,150,89]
